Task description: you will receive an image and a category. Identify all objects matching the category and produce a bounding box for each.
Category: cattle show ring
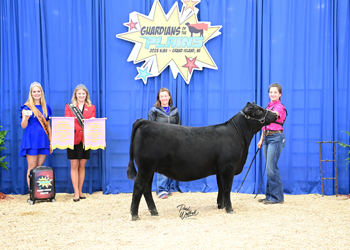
[1,102,349,249]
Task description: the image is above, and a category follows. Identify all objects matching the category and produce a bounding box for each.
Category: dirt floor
[1,191,349,249]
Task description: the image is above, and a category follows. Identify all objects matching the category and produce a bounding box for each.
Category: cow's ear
[252,101,255,105]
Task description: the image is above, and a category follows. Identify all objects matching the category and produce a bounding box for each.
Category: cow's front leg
[221,170,235,214]
[216,174,225,209]
[143,173,158,216]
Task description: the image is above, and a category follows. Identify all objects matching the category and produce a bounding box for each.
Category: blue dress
[19,104,52,157]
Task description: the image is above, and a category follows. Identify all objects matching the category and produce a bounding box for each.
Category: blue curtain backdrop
[1,0,349,196]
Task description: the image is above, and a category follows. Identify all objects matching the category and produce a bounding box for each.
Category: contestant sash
[25,103,51,141]
[68,103,84,130]
[84,118,106,150]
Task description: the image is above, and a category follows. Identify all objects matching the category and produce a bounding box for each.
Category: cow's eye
[256,110,264,116]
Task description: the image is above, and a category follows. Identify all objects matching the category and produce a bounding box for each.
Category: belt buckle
[266,130,274,136]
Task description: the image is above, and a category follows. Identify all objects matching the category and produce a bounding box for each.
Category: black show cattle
[185,22,208,37]
[127,102,277,220]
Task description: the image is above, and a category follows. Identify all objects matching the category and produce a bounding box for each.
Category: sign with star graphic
[116,0,222,84]
[36,176,53,189]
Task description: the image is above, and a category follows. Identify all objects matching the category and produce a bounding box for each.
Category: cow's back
[132,121,243,181]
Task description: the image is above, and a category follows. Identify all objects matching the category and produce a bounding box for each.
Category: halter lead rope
[236,148,260,193]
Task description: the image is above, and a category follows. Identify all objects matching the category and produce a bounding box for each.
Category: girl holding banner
[20,82,52,187]
[65,84,96,202]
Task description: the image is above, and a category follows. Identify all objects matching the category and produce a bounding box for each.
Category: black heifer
[185,22,205,37]
[127,102,277,220]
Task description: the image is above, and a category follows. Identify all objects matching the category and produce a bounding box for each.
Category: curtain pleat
[1,0,349,195]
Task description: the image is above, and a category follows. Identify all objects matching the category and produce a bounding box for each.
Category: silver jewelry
[75,84,87,91]
[30,81,41,88]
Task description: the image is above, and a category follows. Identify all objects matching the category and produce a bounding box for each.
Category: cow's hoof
[217,204,224,209]
[150,209,159,216]
[131,215,140,221]
[226,209,234,214]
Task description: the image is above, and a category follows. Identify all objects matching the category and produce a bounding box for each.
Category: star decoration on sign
[117,0,221,84]
[126,20,138,31]
[36,176,52,189]
[136,67,152,84]
[183,56,199,74]
[183,0,200,11]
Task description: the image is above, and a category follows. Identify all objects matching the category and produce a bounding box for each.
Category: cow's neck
[229,114,262,147]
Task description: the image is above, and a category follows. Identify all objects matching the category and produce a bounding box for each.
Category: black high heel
[73,198,80,202]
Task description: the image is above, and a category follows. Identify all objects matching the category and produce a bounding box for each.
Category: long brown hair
[154,87,173,107]
[26,82,48,117]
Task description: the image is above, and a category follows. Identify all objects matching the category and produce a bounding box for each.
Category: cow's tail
[127,119,145,181]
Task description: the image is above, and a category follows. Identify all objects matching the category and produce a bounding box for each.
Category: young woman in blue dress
[20,82,52,187]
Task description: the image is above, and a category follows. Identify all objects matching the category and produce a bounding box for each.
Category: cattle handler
[257,83,287,204]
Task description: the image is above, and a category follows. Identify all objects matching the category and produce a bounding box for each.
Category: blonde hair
[70,84,92,107]
[26,82,48,117]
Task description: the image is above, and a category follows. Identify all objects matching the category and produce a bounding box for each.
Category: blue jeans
[263,132,285,202]
[156,173,179,196]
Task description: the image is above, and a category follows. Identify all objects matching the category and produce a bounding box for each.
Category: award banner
[84,118,106,150]
[51,117,75,150]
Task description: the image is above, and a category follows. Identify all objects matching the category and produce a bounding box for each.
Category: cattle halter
[240,109,269,124]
